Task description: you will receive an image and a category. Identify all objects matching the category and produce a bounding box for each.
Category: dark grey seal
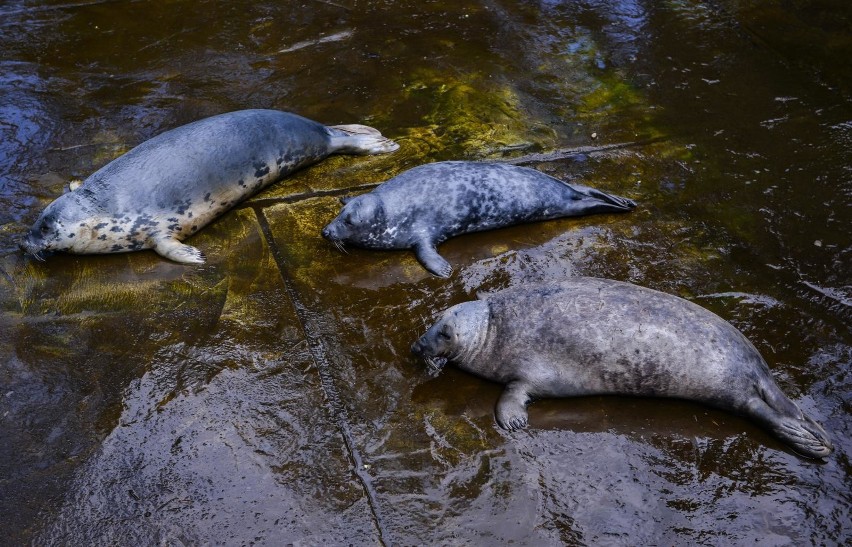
[411,278,833,459]
[20,109,398,263]
[321,161,636,277]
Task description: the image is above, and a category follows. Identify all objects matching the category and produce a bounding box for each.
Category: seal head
[411,300,490,376]
[20,192,100,260]
[321,193,388,252]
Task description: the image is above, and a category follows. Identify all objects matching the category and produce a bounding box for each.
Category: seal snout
[321,224,347,253]
[19,233,46,261]
[411,334,448,376]
[410,338,424,355]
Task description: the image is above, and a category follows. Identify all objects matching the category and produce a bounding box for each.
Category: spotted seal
[20,109,398,263]
[411,278,833,459]
[321,161,636,277]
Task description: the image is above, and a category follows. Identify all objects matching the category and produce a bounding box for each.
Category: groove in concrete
[252,206,391,546]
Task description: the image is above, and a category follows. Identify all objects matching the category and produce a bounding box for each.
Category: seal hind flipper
[413,241,453,278]
[496,381,532,431]
[582,186,636,210]
[563,182,637,213]
[327,125,399,155]
[153,238,206,264]
[330,124,383,136]
[746,379,833,459]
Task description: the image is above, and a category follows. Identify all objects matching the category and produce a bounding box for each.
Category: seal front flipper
[153,238,206,264]
[496,381,531,431]
[413,241,453,278]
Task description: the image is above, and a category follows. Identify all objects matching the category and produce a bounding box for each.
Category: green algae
[87,129,133,168]
[262,197,430,289]
[255,69,561,200]
[412,406,499,469]
[3,209,293,351]
[394,69,558,160]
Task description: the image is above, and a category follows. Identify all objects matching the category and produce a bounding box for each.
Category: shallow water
[1,0,850,544]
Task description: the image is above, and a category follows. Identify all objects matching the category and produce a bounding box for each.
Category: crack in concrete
[500,136,670,165]
[234,139,668,212]
[252,206,391,546]
[238,182,381,210]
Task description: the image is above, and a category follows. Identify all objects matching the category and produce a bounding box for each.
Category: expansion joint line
[236,182,381,210]
[253,207,390,546]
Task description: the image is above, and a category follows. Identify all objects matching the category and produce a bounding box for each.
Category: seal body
[21,109,398,263]
[411,278,833,459]
[321,161,636,277]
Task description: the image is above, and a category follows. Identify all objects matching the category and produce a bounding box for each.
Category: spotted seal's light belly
[21,109,398,263]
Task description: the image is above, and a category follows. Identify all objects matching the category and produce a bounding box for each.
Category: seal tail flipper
[153,238,206,264]
[746,378,833,459]
[563,181,636,212]
[584,186,637,211]
[327,124,400,155]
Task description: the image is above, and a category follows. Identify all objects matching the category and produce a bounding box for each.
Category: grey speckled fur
[412,278,833,460]
[321,161,636,277]
[21,109,398,263]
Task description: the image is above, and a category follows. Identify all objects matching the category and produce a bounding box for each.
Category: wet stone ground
[1,0,851,545]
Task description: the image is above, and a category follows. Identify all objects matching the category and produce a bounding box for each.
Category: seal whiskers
[333,239,348,254]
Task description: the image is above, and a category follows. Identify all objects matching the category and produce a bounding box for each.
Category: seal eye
[40,224,50,234]
[438,329,451,340]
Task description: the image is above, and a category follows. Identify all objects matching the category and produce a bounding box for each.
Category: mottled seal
[411,278,833,459]
[321,161,635,277]
[20,109,398,263]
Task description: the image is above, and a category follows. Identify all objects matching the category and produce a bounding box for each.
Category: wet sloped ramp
[29,209,381,544]
[37,355,379,545]
[259,174,848,544]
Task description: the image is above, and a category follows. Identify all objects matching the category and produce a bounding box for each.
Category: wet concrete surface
[1,0,851,545]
